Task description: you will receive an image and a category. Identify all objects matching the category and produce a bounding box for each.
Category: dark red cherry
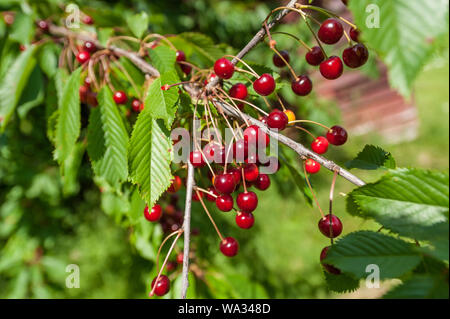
[113,91,127,105]
[233,139,249,162]
[320,56,343,80]
[76,51,90,64]
[236,212,255,229]
[228,167,242,185]
[305,159,320,174]
[214,58,234,79]
[311,136,329,154]
[254,174,270,191]
[305,46,325,66]
[318,18,344,44]
[151,275,170,296]
[180,64,192,75]
[215,146,233,165]
[176,50,186,62]
[83,41,96,53]
[229,83,248,100]
[167,175,182,193]
[236,191,258,213]
[273,50,290,67]
[267,110,288,130]
[79,86,88,104]
[220,237,239,257]
[132,99,141,112]
[144,204,162,222]
[320,246,341,275]
[318,214,343,238]
[82,15,94,25]
[243,163,259,182]
[214,173,236,194]
[326,125,348,145]
[349,27,360,42]
[291,75,313,96]
[206,187,219,202]
[189,150,206,168]
[216,194,234,212]
[342,43,369,68]
[192,191,203,202]
[253,73,276,96]
[166,261,177,271]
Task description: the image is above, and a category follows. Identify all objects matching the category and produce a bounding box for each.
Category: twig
[181,162,194,299]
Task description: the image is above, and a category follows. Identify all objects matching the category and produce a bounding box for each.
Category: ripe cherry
[204,73,218,85]
[166,261,177,272]
[214,58,234,79]
[342,43,369,68]
[236,191,258,213]
[83,41,96,53]
[291,75,312,96]
[192,191,203,202]
[151,275,170,296]
[220,237,239,257]
[189,150,206,168]
[79,86,88,104]
[113,91,127,105]
[176,50,186,62]
[167,175,182,193]
[311,136,329,154]
[84,77,92,88]
[216,194,234,212]
[349,27,360,42]
[82,15,94,25]
[76,51,90,64]
[243,163,259,182]
[233,139,249,161]
[229,83,248,100]
[273,50,290,67]
[320,246,341,275]
[254,174,270,191]
[144,204,162,222]
[176,253,184,264]
[36,20,49,32]
[243,125,269,149]
[318,214,343,238]
[267,110,288,131]
[214,173,236,194]
[236,212,255,229]
[253,73,276,96]
[326,125,348,145]
[305,159,321,174]
[318,18,344,44]
[228,167,242,186]
[132,99,141,112]
[320,56,343,80]
[206,187,219,202]
[180,64,192,75]
[305,46,325,66]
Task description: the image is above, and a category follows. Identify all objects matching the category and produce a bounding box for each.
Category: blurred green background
[0,0,448,298]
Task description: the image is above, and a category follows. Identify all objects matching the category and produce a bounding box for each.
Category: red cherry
[214,173,236,194]
[84,77,92,88]
[253,73,276,96]
[229,83,248,100]
[167,176,182,193]
[305,159,321,174]
[233,139,249,162]
[318,214,343,238]
[76,51,90,64]
[267,110,288,130]
[176,253,184,264]
[83,41,96,53]
[203,142,220,163]
[181,64,192,75]
[144,204,162,222]
[189,150,206,168]
[37,20,49,32]
[204,73,218,85]
[166,261,177,272]
[273,50,290,67]
[228,167,242,185]
[82,15,94,25]
[342,43,369,68]
[216,194,234,212]
[305,46,325,66]
[243,125,269,149]
[176,50,186,62]
[214,58,234,79]
[326,125,348,145]
[243,163,259,182]
[320,246,341,275]
[254,174,270,191]
[151,275,170,296]
[236,212,255,229]
[320,56,343,80]
[215,146,233,165]
[291,75,313,96]
[220,237,239,257]
[206,187,219,202]
[311,136,329,154]
[349,27,360,42]
[132,99,141,112]
[113,91,127,105]
[79,86,88,104]
[236,191,258,213]
[192,191,203,202]
[139,103,145,111]
[318,18,344,44]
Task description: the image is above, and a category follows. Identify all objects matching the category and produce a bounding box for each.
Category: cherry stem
[293,125,316,139]
[288,120,330,131]
[275,93,287,111]
[271,31,311,51]
[203,96,223,148]
[329,169,339,244]
[343,30,352,45]
[228,97,269,116]
[111,57,141,99]
[241,167,248,193]
[106,35,141,48]
[142,33,178,51]
[195,189,224,241]
[298,10,328,60]
[214,88,251,126]
[303,161,325,219]
[297,4,358,29]
[271,47,298,80]
[223,54,259,78]
[194,186,218,199]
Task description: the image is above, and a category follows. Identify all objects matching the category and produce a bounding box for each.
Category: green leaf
[383,275,449,299]
[38,43,58,78]
[324,271,360,293]
[345,145,396,170]
[325,231,421,279]
[61,141,86,196]
[144,71,180,129]
[87,86,129,188]
[348,0,449,96]
[347,169,449,243]
[171,32,223,65]
[148,46,176,73]
[0,45,37,130]
[128,106,173,207]
[126,12,149,39]
[9,12,34,45]
[54,67,82,163]
[17,66,44,119]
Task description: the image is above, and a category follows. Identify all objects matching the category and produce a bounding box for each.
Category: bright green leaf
[126,12,149,39]
[148,45,176,73]
[345,145,396,170]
